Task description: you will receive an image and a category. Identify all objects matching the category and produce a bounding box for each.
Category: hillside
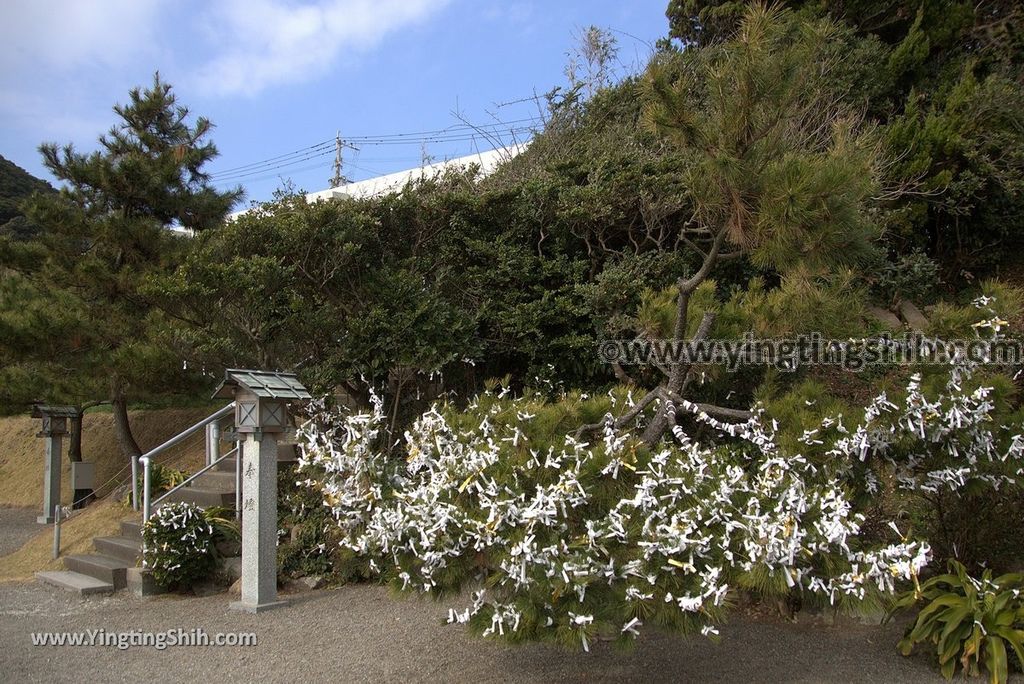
[0,154,53,240]
[0,407,214,509]
[0,154,53,227]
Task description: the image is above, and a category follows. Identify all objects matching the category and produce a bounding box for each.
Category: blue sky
[0,0,670,205]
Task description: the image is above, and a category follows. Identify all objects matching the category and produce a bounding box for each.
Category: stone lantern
[213,369,310,613]
[31,405,76,524]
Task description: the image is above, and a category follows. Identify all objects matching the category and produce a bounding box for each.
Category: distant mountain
[0,155,54,239]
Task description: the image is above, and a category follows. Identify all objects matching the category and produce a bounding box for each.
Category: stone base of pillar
[37,515,54,525]
[229,599,288,614]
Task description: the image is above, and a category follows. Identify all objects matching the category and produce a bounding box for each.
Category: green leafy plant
[870,250,941,308]
[277,466,363,584]
[203,504,241,547]
[277,466,334,580]
[124,463,188,507]
[891,559,1024,683]
[142,502,233,590]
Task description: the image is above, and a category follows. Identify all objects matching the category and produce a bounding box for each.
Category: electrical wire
[208,117,542,182]
[210,138,335,176]
[211,130,533,184]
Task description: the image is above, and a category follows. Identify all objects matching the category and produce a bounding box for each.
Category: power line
[342,116,540,141]
[212,143,500,189]
[215,161,336,187]
[208,117,542,181]
[212,138,334,176]
[212,147,337,182]
[211,129,534,182]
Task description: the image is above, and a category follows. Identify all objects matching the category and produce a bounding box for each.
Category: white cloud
[0,1,169,147]
[0,0,164,71]
[0,85,108,142]
[190,0,452,97]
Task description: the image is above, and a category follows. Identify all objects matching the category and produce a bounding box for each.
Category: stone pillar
[229,432,284,613]
[213,369,309,615]
[38,430,63,524]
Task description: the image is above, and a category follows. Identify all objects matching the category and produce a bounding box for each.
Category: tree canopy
[665,0,1024,277]
[0,74,241,457]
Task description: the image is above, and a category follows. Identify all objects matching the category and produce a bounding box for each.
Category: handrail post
[131,454,140,511]
[137,402,234,467]
[141,456,151,523]
[151,447,238,508]
[52,505,61,559]
[207,422,221,467]
[128,402,233,513]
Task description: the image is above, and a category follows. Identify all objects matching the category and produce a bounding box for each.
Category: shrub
[297,388,929,650]
[756,297,1024,568]
[869,251,940,307]
[891,559,1024,682]
[277,466,356,582]
[142,502,223,589]
[819,301,1024,568]
[294,300,1022,650]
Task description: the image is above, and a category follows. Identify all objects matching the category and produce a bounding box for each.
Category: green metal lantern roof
[213,368,312,400]
[30,405,79,418]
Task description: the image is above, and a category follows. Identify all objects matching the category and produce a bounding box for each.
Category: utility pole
[329,131,347,188]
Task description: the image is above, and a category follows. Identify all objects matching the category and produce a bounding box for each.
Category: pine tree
[1,74,241,459]
[579,5,882,446]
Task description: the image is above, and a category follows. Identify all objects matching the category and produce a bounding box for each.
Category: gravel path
[0,579,977,683]
[0,507,43,556]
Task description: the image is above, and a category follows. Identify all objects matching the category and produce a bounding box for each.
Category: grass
[0,497,129,582]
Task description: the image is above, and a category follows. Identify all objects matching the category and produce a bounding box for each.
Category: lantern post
[213,369,310,614]
[31,405,76,524]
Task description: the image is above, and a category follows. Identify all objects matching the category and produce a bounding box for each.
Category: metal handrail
[131,402,235,510]
[142,447,239,522]
[151,446,239,507]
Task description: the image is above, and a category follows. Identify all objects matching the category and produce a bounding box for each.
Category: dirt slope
[0,407,219,509]
[0,497,127,581]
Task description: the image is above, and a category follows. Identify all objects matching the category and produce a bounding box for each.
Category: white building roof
[230,143,525,220]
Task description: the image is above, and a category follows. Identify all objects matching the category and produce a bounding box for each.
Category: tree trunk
[640,229,728,448]
[111,392,142,459]
[69,408,96,508]
[68,412,83,463]
[574,228,745,446]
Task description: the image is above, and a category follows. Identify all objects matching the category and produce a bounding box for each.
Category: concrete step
[94,536,141,563]
[214,456,238,472]
[190,470,237,491]
[212,454,298,472]
[160,487,234,508]
[64,554,129,590]
[120,520,144,539]
[36,570,114,595]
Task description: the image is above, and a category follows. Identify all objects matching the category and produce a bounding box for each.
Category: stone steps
[214,456,237,473]
[190,470,237,491]
[94,535,141,563]
[120,520,143,539]
[159,487,234,508]
[64,554,129,590]
[40,454,243,597]
[36,570,114,595]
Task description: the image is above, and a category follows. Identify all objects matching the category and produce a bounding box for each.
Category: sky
[0,0,670,206]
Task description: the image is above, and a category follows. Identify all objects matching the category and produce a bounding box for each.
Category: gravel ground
[0,579,981,683]
[0,507,43,556]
